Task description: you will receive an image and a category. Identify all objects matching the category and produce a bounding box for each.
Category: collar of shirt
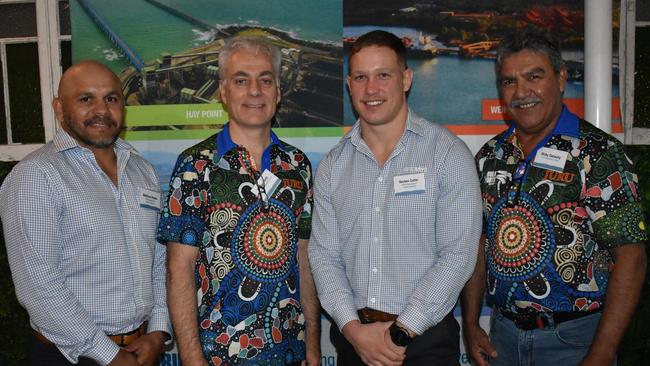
[215,122,282,172]
[552,105,580,138]
[345,108,426,148]
[52,128,137,155]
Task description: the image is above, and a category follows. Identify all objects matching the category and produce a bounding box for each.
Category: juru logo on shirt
[543,169,575,183]
[283,179,304,190]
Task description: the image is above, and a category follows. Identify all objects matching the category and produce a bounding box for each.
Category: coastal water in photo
[343,26,619,126]
[72,2,619,127]
[72,0,342,74]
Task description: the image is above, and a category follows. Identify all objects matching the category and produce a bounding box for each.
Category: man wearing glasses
[461,30,647,366]
[158,36,320,365]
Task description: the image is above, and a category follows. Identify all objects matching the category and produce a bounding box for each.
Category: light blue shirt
[0,130,170,365]
[309,110,482,334]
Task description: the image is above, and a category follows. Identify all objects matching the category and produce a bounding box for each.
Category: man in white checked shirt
[0,61,171,366]
[309,30,482,365]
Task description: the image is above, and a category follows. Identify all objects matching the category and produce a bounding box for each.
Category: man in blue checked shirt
[0,61,171,366]
[309,30,482,366]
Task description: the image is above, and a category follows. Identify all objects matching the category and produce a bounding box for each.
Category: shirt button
[372,267,378,273]
[373,237,379,243]
[374,207,380,212]
[377,176,383,182]
[370,297,376,304]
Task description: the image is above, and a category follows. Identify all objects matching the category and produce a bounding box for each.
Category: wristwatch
[389,322,414,347]
[162,331,173,346]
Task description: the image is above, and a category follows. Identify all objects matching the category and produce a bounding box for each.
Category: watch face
[390,323,412,347]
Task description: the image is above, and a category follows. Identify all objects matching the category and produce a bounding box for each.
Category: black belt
[358,308,398,324]
[499,309,599,330]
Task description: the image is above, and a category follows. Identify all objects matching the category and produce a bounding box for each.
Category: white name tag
[532,147,568,172]
[139,187,161,211]
[251,169,281,199]
[394,172,426,195]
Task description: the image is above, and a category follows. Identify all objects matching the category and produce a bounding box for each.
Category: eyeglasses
[252,169,269,211]
[238,146,269,211]
[506,160,529,207]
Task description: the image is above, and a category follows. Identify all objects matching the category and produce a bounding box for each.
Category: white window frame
[0,0,64,161]
[621,0,648,144]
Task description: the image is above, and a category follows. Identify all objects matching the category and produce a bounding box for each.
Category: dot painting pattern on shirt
[477,119,647,315]
[158,133,313,365]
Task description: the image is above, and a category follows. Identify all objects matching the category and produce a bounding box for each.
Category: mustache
[510,97,542,108]
[83,116,117,128]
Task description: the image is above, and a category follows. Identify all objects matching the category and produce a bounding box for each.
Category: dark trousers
[27,335,100,366]
[330,312,460,366]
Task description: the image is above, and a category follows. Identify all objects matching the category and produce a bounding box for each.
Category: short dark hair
[349,30,407,73]
[495,29,564,76]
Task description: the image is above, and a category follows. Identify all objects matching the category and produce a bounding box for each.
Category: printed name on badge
[532,147,568,172]
[394,172,426,195]
[139,187,161,211]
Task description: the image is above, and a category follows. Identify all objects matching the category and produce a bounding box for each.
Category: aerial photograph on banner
[70,0,343,197]
[71,0,344,135]
[343,0,621,134]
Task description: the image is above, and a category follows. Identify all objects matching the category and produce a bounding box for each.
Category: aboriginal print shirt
[157,124,313,365]
[476,106,647,316]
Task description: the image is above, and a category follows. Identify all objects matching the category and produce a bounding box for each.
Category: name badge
[251,169,281,199]
[394,172,426,195]
[139,187,161,211]
[532,147,568,172]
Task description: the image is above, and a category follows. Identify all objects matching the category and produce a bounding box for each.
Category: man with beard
[0,61,171,366]
[461,30,647,366]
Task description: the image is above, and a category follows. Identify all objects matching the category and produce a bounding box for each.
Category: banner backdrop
[71,1,621,364]
[343,0,622,134]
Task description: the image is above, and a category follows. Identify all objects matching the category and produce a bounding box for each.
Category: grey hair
[218,36,282,84]
[495,29,565,78]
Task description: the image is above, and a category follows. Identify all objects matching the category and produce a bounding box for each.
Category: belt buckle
[512,313,545,330]
[512,314,530,330]
[358,308,373,324]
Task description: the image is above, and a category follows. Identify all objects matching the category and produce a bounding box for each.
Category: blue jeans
[488,309,616,366]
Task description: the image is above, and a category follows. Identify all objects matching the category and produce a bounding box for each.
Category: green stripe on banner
[124,104,229,126]
[122,104,347,140]
[122,129,221,140]
[273,127,346,138]
[122,126,346,141]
